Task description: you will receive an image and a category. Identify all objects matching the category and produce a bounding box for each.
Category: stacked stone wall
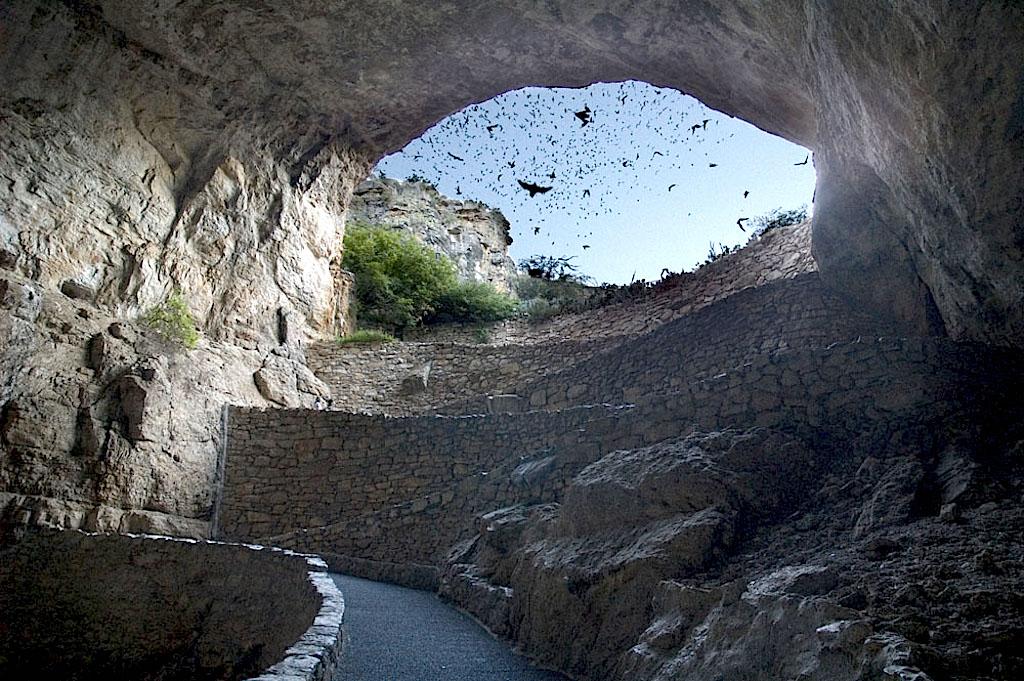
[218,338,1021,584]
[219,404,643,564]
[310,271,882,417]
[0,530,344,681]
[502,221,818,344]
[445,273,894,413]
[307,223,819,416]
[308,339,607,414]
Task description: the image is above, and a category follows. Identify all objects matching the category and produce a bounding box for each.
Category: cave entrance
[372,80,816,286]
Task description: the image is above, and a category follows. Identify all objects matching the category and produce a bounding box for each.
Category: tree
[343,223,457,334]
[519,255,581,281]
[343,223,518,334]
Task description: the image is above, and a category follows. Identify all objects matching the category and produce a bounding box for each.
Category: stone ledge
[0,492,211,538]
[318,550,440,591]
[0,529,345,681]
[249,571,346,681]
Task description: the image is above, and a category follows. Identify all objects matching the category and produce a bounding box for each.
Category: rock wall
[0,1,366,343]
[1,0,1011,344]
[3,1,1021,350]
[444,344,1024,681]
[0,271,330,538]
[463,272,894,413]
[0,529,344,681]
[217,338,1018,588]
[445,416,1024,681]
[0,0,359,534]
[349,176,518,293]
[307,338,607,415]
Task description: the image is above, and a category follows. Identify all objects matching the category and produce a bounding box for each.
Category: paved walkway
[330,573,567,681]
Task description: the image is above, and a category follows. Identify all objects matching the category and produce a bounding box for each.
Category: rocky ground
[441,368,1024,681]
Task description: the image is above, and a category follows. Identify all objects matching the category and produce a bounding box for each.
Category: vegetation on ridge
[337,329,396,345]
[342,222,517,335]
[704,205,808,267]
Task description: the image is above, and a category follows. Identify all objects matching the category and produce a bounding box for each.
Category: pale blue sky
[376,80,815,285]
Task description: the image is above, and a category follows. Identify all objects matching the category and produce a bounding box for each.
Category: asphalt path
[330,573,567,681]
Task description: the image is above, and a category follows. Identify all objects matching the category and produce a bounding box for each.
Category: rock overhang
[1,0,1021,346]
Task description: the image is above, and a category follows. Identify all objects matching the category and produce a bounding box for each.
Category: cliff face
[0,0,354,533]
[2,1,1019,346]
[0,271,332,537]
[349,177,517,293]
[0,0,1021,536]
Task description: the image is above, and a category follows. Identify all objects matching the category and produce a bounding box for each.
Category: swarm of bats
[382,81,814,256]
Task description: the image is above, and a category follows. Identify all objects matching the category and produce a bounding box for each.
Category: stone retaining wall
[445,273,893,413]
[519,221,817,344]
[219,403,643,564]
[311,271,882,417]
[307,223,818,417]
[308,338,607,414]
[218,338,1020,582]
[0,529,344,681]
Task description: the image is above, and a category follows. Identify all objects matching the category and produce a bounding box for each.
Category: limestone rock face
[0,270,329,536]
[443,414,1024,681]
[0,0,1021,529]
[349,177,518,293]
[0,1,369,345]
[2,1,1021,346]
[443,428,821,679]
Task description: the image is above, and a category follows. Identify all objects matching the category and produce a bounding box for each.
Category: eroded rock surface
[3,0,1020,343]
[1,0,1022,531]
[349,176,518,293]
[0,270,329,536]
[442,412,1024,681]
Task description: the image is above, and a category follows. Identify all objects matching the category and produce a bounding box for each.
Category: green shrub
[343,223,458,334]
[516,275,616,320]
[143,292,200,349]
[343,223,517,334]
[518,254,584,282]
[471,325,492,344]
[337,329,396,345]
[702,242,736,266]
[749,205,808,239]
[427,281,518,324]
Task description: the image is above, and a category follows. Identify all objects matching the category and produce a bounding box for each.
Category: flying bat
[518,180,552,197]
[794,155,809,166]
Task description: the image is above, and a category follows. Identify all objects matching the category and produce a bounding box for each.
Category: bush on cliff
[343,223,517,334]
[142,292,200,349]
[749,205,808,239]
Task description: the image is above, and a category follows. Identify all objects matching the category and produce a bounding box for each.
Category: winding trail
[330,573,567,681]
